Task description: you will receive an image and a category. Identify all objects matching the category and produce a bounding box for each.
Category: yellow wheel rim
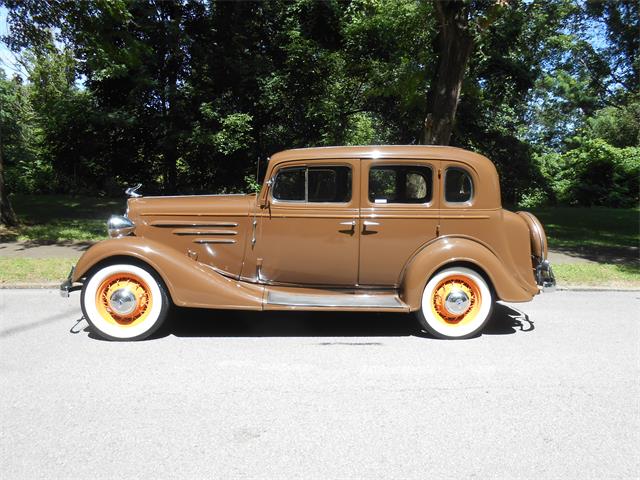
[431,275,481,327]
[95,273,153,328]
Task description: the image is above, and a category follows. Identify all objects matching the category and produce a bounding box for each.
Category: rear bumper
[536,260,556,292]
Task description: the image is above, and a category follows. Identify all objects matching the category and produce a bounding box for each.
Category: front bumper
[60,267,75,298]
[536,259,556,292]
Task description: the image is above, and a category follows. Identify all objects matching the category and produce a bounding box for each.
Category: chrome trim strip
[267,291,405,308]
[141,213,245,217]
[150,221,238,227]
[193,239,236,244]
[174,230,237,236]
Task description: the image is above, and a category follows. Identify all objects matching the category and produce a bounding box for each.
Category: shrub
[538,139,639,207]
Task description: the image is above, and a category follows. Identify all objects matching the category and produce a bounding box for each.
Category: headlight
[107,215,135,238]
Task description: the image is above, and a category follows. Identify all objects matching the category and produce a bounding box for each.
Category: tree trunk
[0,113,18,227]
[422,1,474,145]
[162,2,181,194]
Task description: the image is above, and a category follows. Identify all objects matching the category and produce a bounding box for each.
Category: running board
[266,289,408,310]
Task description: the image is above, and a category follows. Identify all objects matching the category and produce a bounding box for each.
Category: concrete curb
[556,285,640,292]
[1,283,639,292]
[0,283,60,289]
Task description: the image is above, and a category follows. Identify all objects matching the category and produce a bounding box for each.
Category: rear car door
[358,159,440,286]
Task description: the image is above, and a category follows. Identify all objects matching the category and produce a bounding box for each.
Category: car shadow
[81,302,533,341]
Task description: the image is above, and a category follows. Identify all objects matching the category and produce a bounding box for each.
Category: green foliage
[585,100,640,148]
[0,0,637,208]
[534,140,639,207]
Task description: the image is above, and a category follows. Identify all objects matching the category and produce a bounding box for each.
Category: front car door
[358,159,440,286]
[252,159,360,286]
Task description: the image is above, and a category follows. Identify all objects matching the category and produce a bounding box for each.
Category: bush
[537,139,639,207]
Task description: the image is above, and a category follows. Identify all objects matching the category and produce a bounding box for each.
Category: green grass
[1,194,124,242]
[528,207,639,250]
[553,263,640,288]
[0,257,78,284]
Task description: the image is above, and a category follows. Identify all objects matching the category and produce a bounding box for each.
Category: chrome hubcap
[108,288,137,316]
[444,289,470,315]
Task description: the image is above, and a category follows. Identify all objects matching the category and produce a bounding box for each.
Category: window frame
[271,164,353,204]
[366,163,434,206]
[444,166,475,205]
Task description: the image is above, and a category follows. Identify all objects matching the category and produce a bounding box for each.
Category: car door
[358,159,441,286]
[253,159,360,286]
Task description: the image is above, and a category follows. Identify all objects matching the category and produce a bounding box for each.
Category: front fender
[72,237,263,310]
[400,236,538,310]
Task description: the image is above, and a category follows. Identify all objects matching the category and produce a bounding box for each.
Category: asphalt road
[1,289,638,479]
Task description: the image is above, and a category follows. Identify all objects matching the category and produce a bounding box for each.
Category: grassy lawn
[553,263,640,288]
[0,257,77,284]
[529,206,639,250]
[0,194,123,242]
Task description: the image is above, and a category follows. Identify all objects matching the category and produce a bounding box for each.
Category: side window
[445,167,473,203]
[272,167,305,201]
[272,166,351,203]
[368,166,432,204]
[308,167,351,202]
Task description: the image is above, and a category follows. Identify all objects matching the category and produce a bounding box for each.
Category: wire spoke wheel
[417,267,493,339]
[95,274,153,327]
[81,263,169,341]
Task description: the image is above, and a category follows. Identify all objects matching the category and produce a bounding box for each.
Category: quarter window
[368,166,432,204]
[272,166,351,203]
[445,167,473,203]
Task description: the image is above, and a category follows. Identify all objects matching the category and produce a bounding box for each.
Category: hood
[126,194,256,221]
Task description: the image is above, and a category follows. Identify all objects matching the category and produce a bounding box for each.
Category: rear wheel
[81,263,169,341]
[416,266,493,339]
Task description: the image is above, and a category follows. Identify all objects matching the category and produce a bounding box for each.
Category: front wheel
[81,263,169,341]
[416,266,493,339]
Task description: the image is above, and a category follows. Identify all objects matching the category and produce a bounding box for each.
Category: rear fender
[72,237,263,310]
[400,236,538,310]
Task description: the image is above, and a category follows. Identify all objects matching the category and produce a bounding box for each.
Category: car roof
[270,145,493,166]
[268,145,501,209]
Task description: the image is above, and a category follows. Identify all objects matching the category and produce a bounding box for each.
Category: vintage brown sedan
[61,146,555,340]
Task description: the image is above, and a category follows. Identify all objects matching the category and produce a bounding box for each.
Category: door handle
[362,220,380,234]
[338,220,356,235]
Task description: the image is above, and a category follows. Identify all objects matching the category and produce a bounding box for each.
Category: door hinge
[437,168,442,179]
[436,224,440,236]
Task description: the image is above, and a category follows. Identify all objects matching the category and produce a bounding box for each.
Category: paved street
[1,289,638,479]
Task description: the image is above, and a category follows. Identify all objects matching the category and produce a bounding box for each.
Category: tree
[422,0,508,145]
[0,120,18,227]
[0,73,20,226]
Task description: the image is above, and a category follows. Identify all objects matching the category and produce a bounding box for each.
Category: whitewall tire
[81,263,169,341]
[416,266,493,339]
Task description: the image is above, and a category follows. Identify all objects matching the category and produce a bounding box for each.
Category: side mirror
[258,178,273,208]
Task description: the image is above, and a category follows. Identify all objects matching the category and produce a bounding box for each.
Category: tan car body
[69,146,547,314]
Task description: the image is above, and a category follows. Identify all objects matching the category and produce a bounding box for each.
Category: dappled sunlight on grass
[11,194,125,220]
[530,207,639,249]
[6,194,119,242]
[17,220,107,242]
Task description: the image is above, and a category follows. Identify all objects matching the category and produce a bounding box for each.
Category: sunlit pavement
[1,289,638,479]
